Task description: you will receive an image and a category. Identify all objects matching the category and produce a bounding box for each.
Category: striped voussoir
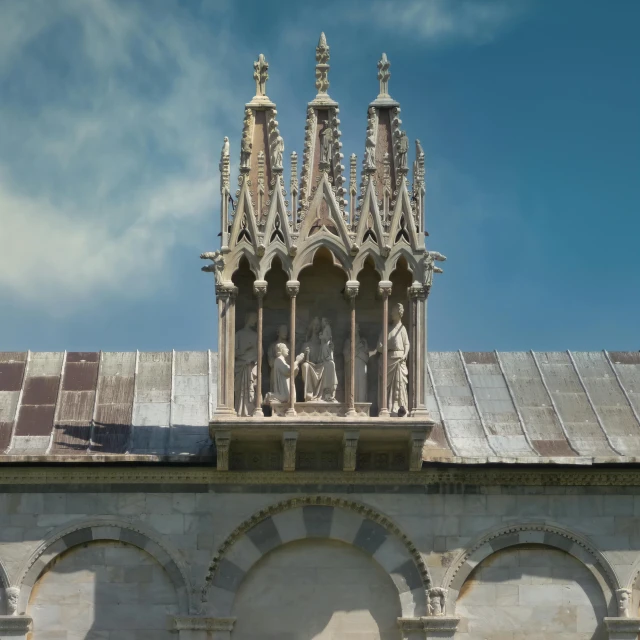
[202,496,430,617]
[17,523,190,615]
[443,523,619,612]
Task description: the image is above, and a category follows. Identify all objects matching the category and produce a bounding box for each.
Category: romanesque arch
[15,518,191,614]
[202,496,431,617]
[442,521,619,616]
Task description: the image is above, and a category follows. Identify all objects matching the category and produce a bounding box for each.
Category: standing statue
[301,317,338,402]
[234,312,258,416]
[364,134,376,171]
[240,136,252,169]
[265,343,305,404]
[267,325,289,391]
[320,126,333,165]
[372,303,410,416]
[221,136,230,158]
[343,323,369,403]
[398,130,409,169]
[273,135,284,169]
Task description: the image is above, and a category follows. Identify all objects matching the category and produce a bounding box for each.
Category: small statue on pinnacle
[253,53,269,97]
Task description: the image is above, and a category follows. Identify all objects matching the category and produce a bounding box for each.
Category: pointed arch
[224,246,261,281]
[201,496,431,618]
[293,236,351,280]
[260,244,293,280]
[353,247,385,279]
[355,179,385,248]
[298,173,351,251]
[384,245,419,281]
[389,182,420,251]
[229,181,261,253]
[263,183,293,254]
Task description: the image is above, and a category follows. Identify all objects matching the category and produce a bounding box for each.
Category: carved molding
[282,431,298,472]
[342,431,359,472]
[5,466,640,487]
[214,431,231,471]
[172,616,236,632]
[285,279,300,297]
[604,617,640,640]
[202,495,432,598]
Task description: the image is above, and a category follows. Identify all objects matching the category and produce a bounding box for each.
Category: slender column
[378,280,392,418]
[214,284,238,416]
[345,280,359,417]
[285,280,300,416]
[409,283,429,417]
[253,280,267,417]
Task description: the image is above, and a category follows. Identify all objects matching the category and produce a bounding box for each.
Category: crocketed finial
[315,33,330,95]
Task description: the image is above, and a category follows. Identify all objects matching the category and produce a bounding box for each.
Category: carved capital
[253,280,268,299]
[282,431,298,471]
[378,280,393,298]
[604,617,640,640]
[286,280,300,298]
[215,282,237,303]
[214,431,231,471]
[0,615,32,635]
[342,431,360,472]
[408,282,427,300]
[344,280,360,300]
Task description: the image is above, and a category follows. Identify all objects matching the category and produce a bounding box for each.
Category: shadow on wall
[231,538,402,640]
[27,540,179,640]
[456,544,607,640]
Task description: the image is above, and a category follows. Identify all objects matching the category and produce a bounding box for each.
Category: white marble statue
[273,135,284,169]
[6,586,19,616]
[372,302,410,416]
[267,324,288,391]
[320,126,333,165]
[234,312,258,416]
[343,323,369,403]
[240,136,252,169]
[398,130,409,169]
[301,316,338,402]
[265,342,305,404]
[365,134,376,171]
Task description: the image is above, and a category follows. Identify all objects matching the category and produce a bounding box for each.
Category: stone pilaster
[282,431,298,471]
[285,280,300,417]
[344,280,360,417]
[215,283,238,417]
[253,280,267,417]
[408,283,429,418]
[214,431,231,471]
[343,430,359,471]
[378,280,393,418]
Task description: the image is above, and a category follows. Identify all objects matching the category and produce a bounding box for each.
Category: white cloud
[363,0,526,45]
[0,0,242,309]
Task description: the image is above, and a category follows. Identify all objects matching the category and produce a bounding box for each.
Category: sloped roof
[1,351,639,464]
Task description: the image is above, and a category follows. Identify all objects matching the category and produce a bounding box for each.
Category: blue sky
[1,0,638,352]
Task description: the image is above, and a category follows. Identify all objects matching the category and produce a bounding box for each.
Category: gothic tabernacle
[3,34,640,640]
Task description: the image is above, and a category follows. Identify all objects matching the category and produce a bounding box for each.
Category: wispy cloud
[358,0,527,45]
[0,0,242,309]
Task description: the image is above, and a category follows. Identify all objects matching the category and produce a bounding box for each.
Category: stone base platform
[268,400,371,418]
[209,414,434,473]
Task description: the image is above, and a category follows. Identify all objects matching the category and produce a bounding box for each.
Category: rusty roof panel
[175,351,208,375]
[66,352,100,363]
[52,422,91,453]
[532,439,576,457]
[0,361,26,392]
[14,404,56,436]
[97,375,135,405]
[609,352,640,365]
[27,352,64,376]
[62,362,99,392]
[100,352,136,376]
[92,404,132,453]
[56,390,95,422]
[0,352,28,363]
[22,376,59,405]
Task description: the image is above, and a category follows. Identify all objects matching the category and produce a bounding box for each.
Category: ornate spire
[377,53,391,98]
[315,33,330,97]
[253,53,269,98]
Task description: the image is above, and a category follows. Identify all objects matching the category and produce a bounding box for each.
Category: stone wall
[1,479,640,639]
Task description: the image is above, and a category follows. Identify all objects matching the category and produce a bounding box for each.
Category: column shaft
[253,281,267,417]
[378,281,392,418]
[285,281,300,417]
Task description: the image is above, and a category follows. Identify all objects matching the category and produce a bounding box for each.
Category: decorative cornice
[3,466,640,486]
[172,616,236,632]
